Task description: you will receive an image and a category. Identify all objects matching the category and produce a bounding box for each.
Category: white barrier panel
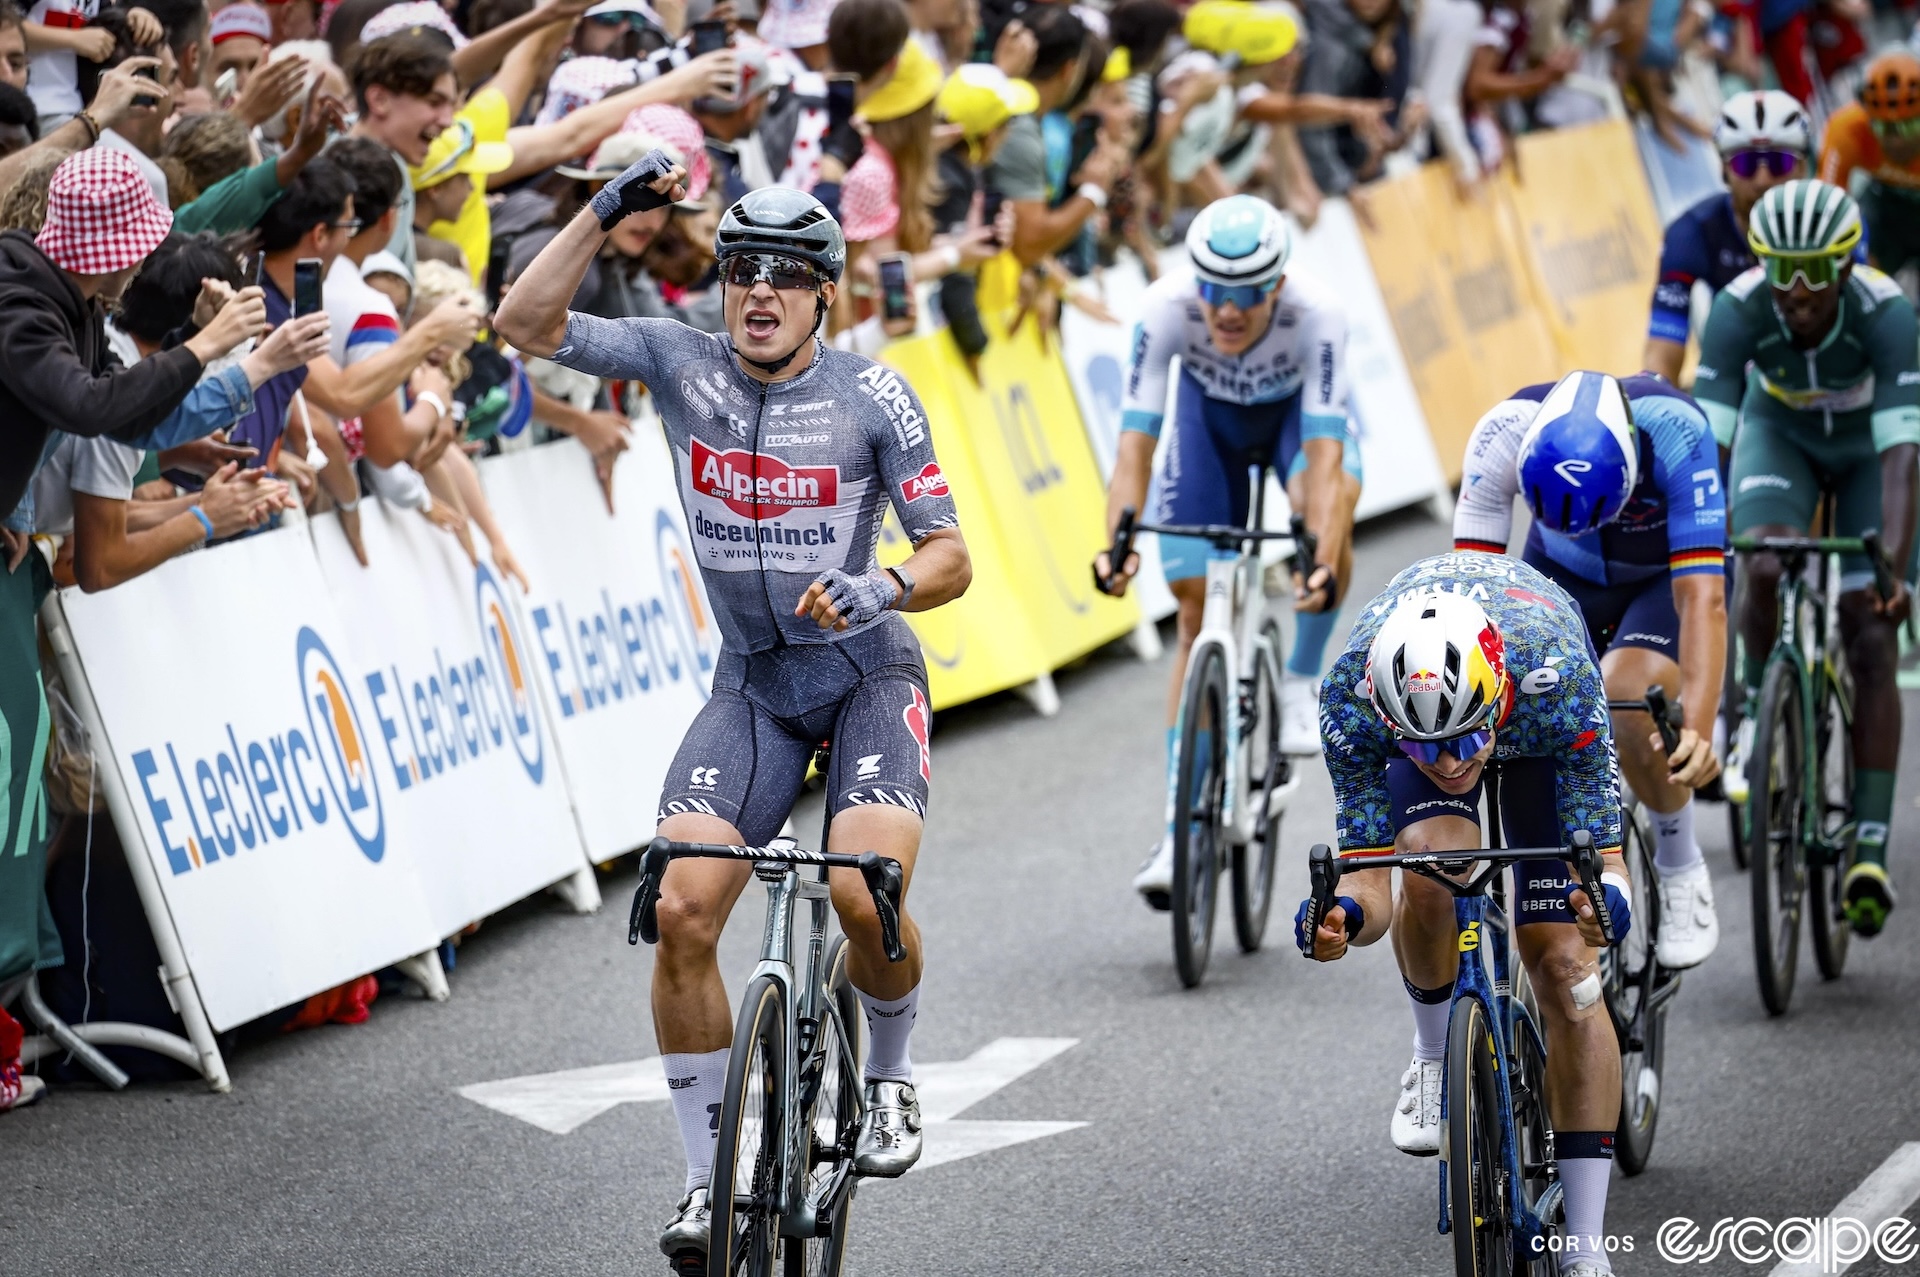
[477,424,718,861]
[1056,253,1177,623]
[310,500,593,936]
[58,525,443,1032]
[1290,199,1451,523]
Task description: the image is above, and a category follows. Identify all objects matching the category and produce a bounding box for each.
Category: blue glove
[1294,895,1363,957]
[810,568,898,629]
[589,148,680,230]
[1567,875,1632,945]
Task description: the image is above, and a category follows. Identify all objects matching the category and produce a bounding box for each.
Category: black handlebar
[1305,830,1616,947]
[1094,504,1319,597]
[627,837,907,962]
[1606,686,1682,757]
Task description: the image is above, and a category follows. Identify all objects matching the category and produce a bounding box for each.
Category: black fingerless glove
[589,148,678,230]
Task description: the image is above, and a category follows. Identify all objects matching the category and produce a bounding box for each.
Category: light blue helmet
[1515,372,1639,534]
[1186,194,1290,288]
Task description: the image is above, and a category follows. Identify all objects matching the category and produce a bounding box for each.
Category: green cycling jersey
[1692,264,1920,452]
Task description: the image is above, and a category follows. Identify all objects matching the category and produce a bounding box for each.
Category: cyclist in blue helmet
[1095,192,1363,908]
[1456,370,1728,970]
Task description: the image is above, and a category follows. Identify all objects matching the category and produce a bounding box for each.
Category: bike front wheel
[1725,621,1751,870]
[1171,643,1229,987]
[1809,680,1854,981]
[1447,996,1513,1277]
[1607,805,1666,1176]
[713,976,788,1277]
[1749,658,1807,1016]
[783,938,861,1277]
[1232,622,1284,954]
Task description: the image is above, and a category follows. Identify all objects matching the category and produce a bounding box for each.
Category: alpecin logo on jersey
[692,438,838,519]
[901,462,949,503]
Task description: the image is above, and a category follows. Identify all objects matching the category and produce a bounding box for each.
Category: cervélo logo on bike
[128,626,387,874]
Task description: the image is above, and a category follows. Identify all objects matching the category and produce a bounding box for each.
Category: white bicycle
[1100,489,1310,986]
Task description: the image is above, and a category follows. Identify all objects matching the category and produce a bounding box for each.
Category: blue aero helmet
[1516,370,1639,534]
[1187,194,1290,309]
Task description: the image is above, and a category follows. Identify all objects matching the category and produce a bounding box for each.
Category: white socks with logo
[1653,801,1700,875]
[663,1048,730,1192]
[857,985,919,1083]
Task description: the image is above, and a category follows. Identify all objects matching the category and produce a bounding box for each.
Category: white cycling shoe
[1559,1261,1614,1277]
[1280,672,1322,756]
[1656,861,1719,969]
[1722,716,1755,805]
[1391,1056,1443,1156]
[1133,835,1174,912]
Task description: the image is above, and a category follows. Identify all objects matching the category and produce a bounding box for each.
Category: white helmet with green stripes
[1746,179,1863,259]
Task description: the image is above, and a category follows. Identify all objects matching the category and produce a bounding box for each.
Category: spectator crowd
[0,0,1904,1111]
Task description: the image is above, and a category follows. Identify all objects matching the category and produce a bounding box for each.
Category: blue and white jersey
[1119,266,1350,445]
[1453,375,1727,586]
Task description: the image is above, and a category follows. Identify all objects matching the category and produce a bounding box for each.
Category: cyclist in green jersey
[1692,179,1919,938]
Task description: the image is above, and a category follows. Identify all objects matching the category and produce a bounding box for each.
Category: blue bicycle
[1308,818,1615,1276]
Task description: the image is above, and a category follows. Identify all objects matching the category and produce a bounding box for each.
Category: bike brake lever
[1094,506,1137,597]
[1568,829,1614,946]
[629,836,673,946]
[1644,685,1680,757]
[1305,844,1338,956]
[859,851,907,963]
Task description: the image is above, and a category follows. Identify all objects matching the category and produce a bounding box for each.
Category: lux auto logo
[477,562,545,783]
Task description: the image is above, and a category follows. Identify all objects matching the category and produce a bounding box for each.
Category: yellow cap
[1103,47,1131,81]
[859,37,943,123]
[411,119,514,190]
[1183,0,1299,65]
[936,63,1040,138]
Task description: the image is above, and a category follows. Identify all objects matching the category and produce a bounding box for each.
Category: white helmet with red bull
[1367,591,1509,740]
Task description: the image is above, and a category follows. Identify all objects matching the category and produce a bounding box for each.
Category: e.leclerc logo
[299,628,386,862]
[657,510,721,693]
[129,626,387,875]
[476,561,544,783]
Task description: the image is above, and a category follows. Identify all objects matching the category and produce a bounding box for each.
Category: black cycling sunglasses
[721,253,825,292]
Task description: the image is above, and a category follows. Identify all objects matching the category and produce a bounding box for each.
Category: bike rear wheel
[1749,658,1807,1016]
[1447,996,1513,1277]
[1509,1009,1557,1275]
[1809,680,1854,981]
[712,976,788,1277]
[783,938,861,1277]
[1172,644,1228,988]
[1232,623,1283,954]
[1607,805,1666,1176]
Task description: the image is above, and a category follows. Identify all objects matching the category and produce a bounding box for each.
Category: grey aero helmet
[715,187,847,284]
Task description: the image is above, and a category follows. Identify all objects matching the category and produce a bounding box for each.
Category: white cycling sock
[1653,801,1701,875]
[663,1048,729,1192]
[1405,978,1453,1062]
[1557,1131,1616,1272]
[857,985,919,1083]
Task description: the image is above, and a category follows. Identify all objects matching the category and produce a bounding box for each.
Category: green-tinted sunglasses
[1761,251,1847,291]
[1870,116,1920,140]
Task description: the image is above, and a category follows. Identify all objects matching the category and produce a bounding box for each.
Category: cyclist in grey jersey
[498,162,971,1274]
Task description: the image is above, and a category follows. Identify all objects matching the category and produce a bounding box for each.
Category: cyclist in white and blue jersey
[1454,371,1727,969]
[1095,194,1361,908]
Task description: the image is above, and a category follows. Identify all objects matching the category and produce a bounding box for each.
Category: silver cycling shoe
[854,1080,923,1177]
[659,1185,711,1272]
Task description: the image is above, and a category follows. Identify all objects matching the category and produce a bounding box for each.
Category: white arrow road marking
[456,1036,1087,1171]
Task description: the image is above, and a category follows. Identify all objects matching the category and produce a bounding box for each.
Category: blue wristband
[189,505,215,541]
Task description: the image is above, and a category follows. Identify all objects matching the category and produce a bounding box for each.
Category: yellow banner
[878,319,1139,710]
[1357,118,1664,483]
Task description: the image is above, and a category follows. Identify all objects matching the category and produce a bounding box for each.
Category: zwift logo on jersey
[477,563,545,784]
[692,438,838,518]
[129,627,388,876]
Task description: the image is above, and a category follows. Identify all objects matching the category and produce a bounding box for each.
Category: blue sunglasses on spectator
[1396,727,1494,766]
[1197,278,1279,310]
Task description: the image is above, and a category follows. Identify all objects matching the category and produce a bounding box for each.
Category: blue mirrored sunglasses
[1197,278,1278,309]
[1396,727,1494,766]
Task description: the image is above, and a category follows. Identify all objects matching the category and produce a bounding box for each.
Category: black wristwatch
[885,566,916,609]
